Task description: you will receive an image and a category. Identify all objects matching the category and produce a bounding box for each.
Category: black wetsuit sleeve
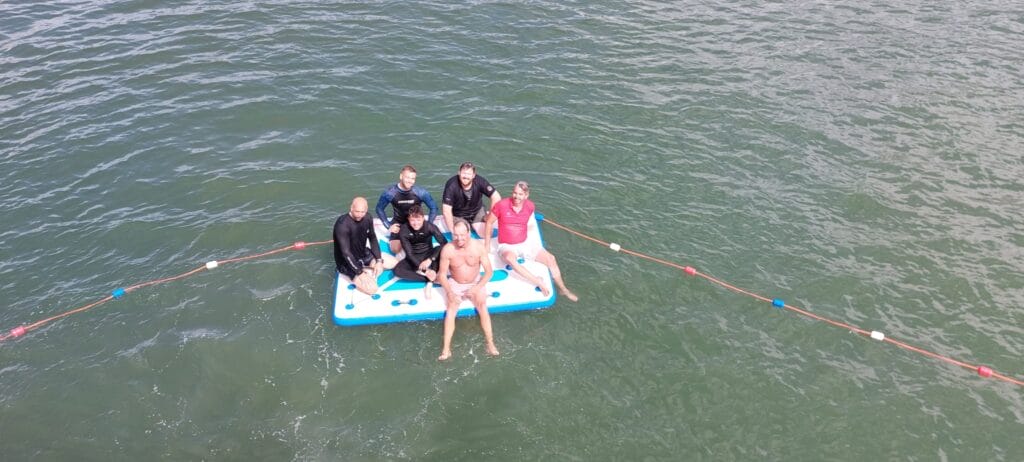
[417,188,439,225]
[375,189,393,229]
[332,218,347,273]
[442,177,458,207]
[429,224,447,261]
[366,220,382,260]
[335,218,362,272]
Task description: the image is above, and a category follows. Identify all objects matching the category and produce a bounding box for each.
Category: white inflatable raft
[332,213,556,326]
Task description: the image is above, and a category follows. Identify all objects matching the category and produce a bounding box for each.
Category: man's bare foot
[485,343,500,356]
[438,349,452,361]
[424,283,433,300]
[561,289,578,302]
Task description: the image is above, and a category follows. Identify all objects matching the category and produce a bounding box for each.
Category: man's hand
[418,258,432,272]
[389,224,400,234]
[372,260,383,277]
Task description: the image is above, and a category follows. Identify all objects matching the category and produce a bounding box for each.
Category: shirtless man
[484,181,578,302]
[441,162,501,237]
[437,218,497,360]
[333,197,397,295]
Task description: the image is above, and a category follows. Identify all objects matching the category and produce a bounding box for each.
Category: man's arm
[472,242,493,294]
[417,188,440,225]
[366,221,383,276]
[430,223,448,248]
[436,244,453,295]
[483,208,497,252]
[332,220,349,272]
[442,204,455,233]
[336,222,362,271]
[375,189,393,229]
[485,191,501,234]
[426,223,448,264]
[479,176,501,211]
[366,222,382,260]
[441,178,457,232]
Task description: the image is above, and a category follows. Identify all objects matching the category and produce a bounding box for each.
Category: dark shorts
[456,206,487,224]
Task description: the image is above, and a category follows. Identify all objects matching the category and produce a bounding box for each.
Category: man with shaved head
[334,196,396,294]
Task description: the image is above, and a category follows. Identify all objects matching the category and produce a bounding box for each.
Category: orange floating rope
[541,217,1023,387]
[1,240,332,343]
[5,220,1021,389]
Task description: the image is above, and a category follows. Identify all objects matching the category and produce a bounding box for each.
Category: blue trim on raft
[331,269,556,326]
[333,296,556,326]
[374,269,509,291]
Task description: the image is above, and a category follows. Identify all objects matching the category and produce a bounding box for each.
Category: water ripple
[3,0,1024,459]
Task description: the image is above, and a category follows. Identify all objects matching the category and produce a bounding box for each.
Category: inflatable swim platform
[332,213,556,326]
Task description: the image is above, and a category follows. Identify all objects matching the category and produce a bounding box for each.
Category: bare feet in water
[438,345,499,360]
[561,289,578,302]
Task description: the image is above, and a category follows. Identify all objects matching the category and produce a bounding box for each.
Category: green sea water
[2,1,1023,460]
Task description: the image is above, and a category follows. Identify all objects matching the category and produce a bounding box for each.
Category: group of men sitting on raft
[332,162,577,360]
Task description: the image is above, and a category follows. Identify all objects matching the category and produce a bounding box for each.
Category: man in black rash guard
[441,162,501,236]
[334,196,396,295]
[392,206,448,299]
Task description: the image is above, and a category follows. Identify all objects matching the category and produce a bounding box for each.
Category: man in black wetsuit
[441,162,501,237]
[334,196,395,295]
[392,205,448,299]
[376,165,439,255]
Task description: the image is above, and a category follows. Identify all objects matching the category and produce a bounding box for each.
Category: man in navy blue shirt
[376,165,439,254]
[441,162,501,237]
